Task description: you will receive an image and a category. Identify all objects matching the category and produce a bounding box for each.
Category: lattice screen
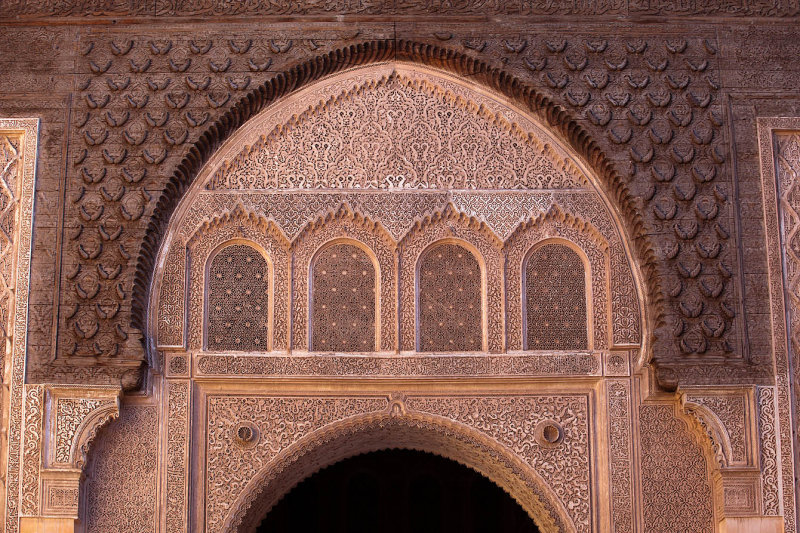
[525,243,588,350]
[206,244,270,351]
[418,243,482,352]
[311,243,376,352]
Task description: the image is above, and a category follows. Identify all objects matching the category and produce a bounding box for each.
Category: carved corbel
[36,385,121,519]
[680,387,762,518]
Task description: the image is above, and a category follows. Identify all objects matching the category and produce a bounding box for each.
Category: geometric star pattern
[526,243,587,351]
[207,244,270,351]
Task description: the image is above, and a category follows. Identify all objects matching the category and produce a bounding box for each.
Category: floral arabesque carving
[0,119,39,533]
[757,120,800,531]
[639,403,714,532]
[206,396,390,532]
[606,380,633,532]
[291,204,397,351]
[157,241,186,349]
[44,387,121,470]
[83,403,159,532]
[682,389,754,468]
[15,385,120,521]
[398,205,504,352]
[184,204,289,351]
[217,397,579,533]
[207,71,584,192]
[505,204,610,351]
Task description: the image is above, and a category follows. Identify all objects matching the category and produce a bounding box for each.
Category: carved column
[681,386,787,532]
[17,386,120,533]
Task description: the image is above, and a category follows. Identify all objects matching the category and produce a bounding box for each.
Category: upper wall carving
[46,33,745,389]
[207,72,586,191]
[150,65,641,362]
[2,0,797,17]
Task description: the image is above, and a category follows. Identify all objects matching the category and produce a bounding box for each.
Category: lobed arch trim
[224,409,575,533]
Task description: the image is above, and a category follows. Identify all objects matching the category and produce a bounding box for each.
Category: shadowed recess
[256,449,542,533]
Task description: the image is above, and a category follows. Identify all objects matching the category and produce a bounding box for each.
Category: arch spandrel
[215,399,583,533]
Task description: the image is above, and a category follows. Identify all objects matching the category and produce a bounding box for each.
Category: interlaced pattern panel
[418,243,482,352]
[311,243,376,352]
[0,135,19,368]
[206,245,270,351]
[526,244,588,350]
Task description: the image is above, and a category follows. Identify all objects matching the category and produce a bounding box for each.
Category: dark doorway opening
[256,449,542,533]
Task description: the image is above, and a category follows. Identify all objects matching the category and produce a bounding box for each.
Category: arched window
[417,242,482,352]
[525,243,588,350]
[206,243,270,351]
[311,242,377,352]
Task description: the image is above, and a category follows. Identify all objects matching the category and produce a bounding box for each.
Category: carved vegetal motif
[292,206,396,352]
[606,381,633,532]
[683,390,751,466]
[157,242,185,348]
[0,135,21,373]
[398,206,503,352]
[211,394,584,533]
[758,121,800,531]
[758,387,780,515]
[639,404,714,532]
[21,386,44,516]
[52,397,117,467]
[776,132,800,439]
[405,395,591,532]
[609,242,640,346]
[186,206,289,350]
[205,396,388,532]
[84,404,159,533]
[208,72,583,191]
[166,381,189,533]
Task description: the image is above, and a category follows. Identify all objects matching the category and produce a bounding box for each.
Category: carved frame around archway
[226,409,575,533]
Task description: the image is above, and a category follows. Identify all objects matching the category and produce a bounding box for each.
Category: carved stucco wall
[82,402,158,532]
[0,21,781,388]
[1,7,800,533]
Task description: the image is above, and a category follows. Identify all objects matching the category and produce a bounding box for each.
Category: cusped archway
[226,411,574,533]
